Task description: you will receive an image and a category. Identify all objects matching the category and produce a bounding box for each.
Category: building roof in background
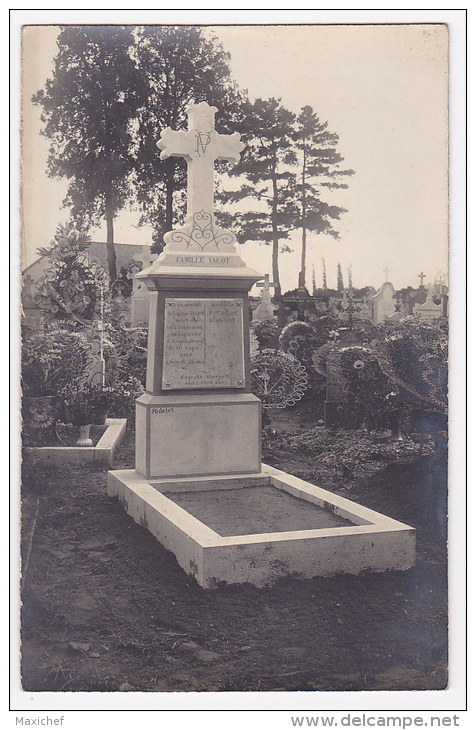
[22,242,149,278]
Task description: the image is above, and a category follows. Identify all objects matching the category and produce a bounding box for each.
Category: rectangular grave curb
[27,418,127,467]
[107,464,416,588]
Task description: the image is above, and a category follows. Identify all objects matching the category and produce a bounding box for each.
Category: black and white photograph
[12,8,467,720]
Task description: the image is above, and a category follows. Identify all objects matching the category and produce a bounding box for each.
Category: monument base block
[107,465,416,589]
[135,392,261,479]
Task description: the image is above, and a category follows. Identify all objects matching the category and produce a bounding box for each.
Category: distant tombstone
[371,282,396,324]
[324,349,346,428]
[337,290,348,321]
[252,275,277,322]
[356,299,372,320]
[21,275,43,331]
[413,283,443,321]
[328,297,339,317]
[131,246,157,325]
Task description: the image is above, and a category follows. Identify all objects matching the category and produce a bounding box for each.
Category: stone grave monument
[413,283,443,321]
[133,101,262,478]
[131,245,158,325]
[371,281,397,324]
[108,102,415,588]
[252,275,278,322]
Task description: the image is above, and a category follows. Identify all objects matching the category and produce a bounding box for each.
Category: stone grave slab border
[107,464,415,588]
[27,418,128,467]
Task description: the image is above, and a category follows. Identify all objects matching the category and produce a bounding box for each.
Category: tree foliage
[337,263,344,292]
[294,106,354,289]
[218,100,352,296]
[133,26,239,252]
[217,97,299,297]
[33,26,242,265]
[33,29,352,293]
[33,26,149,281]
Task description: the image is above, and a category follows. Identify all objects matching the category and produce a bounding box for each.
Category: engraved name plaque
[162,298,245,390]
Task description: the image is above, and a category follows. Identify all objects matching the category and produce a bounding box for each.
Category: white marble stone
[162,298,245,390]
[158,102,244,228]
[252,275,277,322]
[144,102,247,273]
[135,393,261,479]
[413,283,443,320]
[108,101,416,589]
[372,281,396,324]
[29,418,127,467]
[107,465,416,588]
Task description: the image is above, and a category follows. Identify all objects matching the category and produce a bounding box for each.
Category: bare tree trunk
[271,173,281,299]
[298,228,307,290]
[105,195,117,283]
[298,146,307,290]
[164,158,175,231]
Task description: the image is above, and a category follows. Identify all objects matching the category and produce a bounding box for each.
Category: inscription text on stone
[162,298,245,390]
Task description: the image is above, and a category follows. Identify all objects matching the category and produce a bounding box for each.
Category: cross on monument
[383,266,391,281]
[418,271,426,286]
[157,102,244,225]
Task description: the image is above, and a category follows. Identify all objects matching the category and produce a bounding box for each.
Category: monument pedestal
[136,392,261,479]
[133,262,263,481]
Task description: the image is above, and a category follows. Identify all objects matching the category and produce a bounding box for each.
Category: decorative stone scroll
[162,298,245,390]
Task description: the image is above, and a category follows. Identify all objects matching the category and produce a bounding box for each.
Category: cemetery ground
[20,404,447,694]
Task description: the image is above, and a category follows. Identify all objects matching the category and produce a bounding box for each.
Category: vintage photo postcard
[13,10,467,717]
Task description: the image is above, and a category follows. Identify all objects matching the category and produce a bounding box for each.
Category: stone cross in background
[157,102,244,251]
[253,274,278,322]
[133,245,157,272]
[418,271,426,286]
[255,274,276,302]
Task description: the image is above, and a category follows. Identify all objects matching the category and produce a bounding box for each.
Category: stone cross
[133,245,157,272]
[256,275,277,304]
[157,102,244,222]
[253,275,277,322]
[418,271,426,286]
[383,266,391,281]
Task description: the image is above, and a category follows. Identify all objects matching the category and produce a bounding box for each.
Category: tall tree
[337,262,344,292]
[133,26,240,251]
[347,265,353,292]
[33,26,147,282]
[312,265,317,296]
[294,106,354,290]
[217,98,298,298]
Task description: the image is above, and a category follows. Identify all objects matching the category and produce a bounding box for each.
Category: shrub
[21,326,94,398]
[34,222,107,325]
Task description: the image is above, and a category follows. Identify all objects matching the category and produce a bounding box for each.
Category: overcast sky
[21,22,450,291]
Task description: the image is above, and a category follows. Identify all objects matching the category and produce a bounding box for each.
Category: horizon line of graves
[21,241,448,332]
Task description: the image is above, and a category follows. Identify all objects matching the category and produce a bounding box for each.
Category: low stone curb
[27,418,127,467]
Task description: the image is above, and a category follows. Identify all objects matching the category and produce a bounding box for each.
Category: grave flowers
[21,327,95,446]
[59,380,107,446]
[33,222,106,327]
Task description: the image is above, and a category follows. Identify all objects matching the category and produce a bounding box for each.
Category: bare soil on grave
[20,402,448,694]
[165,484,353,536]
